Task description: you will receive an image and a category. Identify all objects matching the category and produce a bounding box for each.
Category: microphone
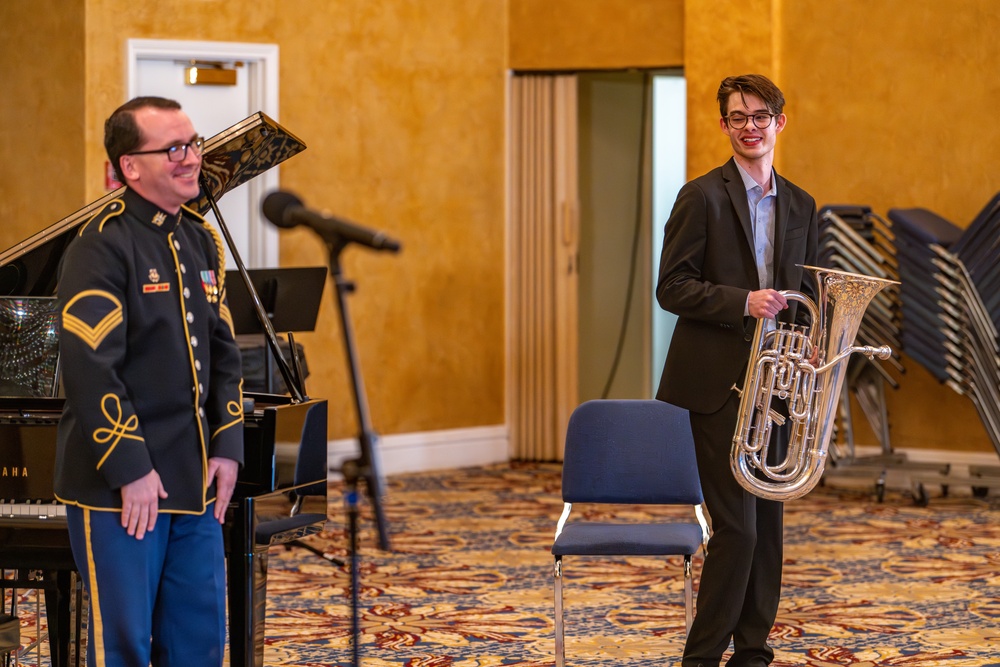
[262,190,401,252]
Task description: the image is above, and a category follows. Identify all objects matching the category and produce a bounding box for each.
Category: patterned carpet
[7,461,1000,666]
[259,462,1000,667]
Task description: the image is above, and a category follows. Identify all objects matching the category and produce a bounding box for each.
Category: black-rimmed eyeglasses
[725,113,776,130]
[127,137,205,162]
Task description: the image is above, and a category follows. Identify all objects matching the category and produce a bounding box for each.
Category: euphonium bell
[731,265,898,501]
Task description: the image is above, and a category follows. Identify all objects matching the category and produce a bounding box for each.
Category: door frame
[126,39,281,268]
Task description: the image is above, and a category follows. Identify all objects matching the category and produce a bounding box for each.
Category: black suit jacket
[655,158,819,414]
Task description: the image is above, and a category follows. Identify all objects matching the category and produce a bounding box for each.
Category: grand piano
[0,113,328,667]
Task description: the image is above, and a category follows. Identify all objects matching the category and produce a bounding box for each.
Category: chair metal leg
[553,556,565,667]
[683,555,693,635]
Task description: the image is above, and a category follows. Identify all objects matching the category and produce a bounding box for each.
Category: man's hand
[748,289,788,320]
[207,457,239,523]
[121,470,168,540]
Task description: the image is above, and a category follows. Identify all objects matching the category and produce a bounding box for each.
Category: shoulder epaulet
[180,203,207,225]
[78,198,126,235]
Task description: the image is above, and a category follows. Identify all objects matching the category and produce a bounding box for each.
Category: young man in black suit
[656,74,819,667]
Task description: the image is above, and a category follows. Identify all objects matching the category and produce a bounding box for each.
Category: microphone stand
[323,233,392,667]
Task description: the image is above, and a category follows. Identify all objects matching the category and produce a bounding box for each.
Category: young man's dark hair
[717,73,786,117]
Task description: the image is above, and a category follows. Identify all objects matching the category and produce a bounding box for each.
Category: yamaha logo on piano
[1,465,28,477]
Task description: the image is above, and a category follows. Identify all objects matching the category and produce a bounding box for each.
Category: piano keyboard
[0,499,66,521]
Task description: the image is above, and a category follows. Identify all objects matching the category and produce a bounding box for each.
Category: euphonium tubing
[731,265,898,501]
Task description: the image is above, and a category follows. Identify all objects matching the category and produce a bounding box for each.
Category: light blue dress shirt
[735,162,776,320]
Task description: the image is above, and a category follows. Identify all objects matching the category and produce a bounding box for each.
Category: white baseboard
[279,434,997,483]
[327,424,510,477]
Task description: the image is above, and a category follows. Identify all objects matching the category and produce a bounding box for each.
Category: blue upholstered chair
[552,399,709,667]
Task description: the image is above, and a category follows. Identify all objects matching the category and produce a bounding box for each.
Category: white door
[127,40,281,269]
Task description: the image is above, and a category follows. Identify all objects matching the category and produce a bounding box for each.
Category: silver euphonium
[731,265,898,501]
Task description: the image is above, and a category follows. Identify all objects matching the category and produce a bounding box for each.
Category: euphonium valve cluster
[731,265,898,501]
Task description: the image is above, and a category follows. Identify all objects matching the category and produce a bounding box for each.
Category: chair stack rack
[815,205,946,499]
[887,196,1000,502]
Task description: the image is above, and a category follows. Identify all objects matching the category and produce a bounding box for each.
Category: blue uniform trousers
[66,505,227,667]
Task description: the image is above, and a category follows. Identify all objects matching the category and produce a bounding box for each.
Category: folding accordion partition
[817,200,1000,504]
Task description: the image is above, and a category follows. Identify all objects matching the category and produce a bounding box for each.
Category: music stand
[225,267,326,394]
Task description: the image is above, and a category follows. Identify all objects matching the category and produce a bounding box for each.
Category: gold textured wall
[69,0,680,441]
[684,0,999,453]
[781,0,1000,453]
[268,2,509,436]
[509,0,684,70]
[0,0,86,245]
[684,0,777,179]
[28,0,507,439]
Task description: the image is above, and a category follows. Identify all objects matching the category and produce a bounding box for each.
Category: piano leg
[227,497,268,667]
[41,569,85,667]
[44,572,70,667]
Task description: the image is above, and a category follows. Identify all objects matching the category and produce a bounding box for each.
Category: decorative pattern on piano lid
[188,112,307,215]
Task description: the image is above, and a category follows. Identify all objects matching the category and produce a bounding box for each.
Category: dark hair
[717,74,785,118]
[104,96,182,182]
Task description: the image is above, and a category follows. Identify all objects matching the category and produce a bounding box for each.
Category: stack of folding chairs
[819,205,904,383]
[816,205,946,499]
[887,193,1000,503]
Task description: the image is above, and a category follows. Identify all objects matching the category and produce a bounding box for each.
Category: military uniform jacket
[54,188,244,514]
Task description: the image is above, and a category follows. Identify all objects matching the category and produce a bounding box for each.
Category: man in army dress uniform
[54,97,244,667]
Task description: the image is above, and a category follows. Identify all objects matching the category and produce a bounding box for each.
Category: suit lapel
[723,159,761,289]
[723,159,755,251]
[773,171,792,287]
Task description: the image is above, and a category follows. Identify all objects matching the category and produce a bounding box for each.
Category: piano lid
[0,112,306,297]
